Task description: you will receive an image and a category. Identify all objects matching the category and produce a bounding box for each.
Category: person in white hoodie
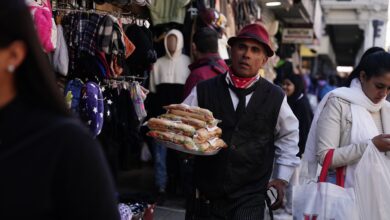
[149,29,191,197]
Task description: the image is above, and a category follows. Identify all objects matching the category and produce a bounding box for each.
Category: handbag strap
[318,149,345,187]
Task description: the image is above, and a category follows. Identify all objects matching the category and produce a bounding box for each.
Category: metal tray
[155,139,221,156]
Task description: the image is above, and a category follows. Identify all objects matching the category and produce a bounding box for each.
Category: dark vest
[195,74,284,199]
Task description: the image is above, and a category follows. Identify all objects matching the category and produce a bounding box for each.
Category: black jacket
[0,97,120,220]
[288,95,313,157]
[195,74,284,199]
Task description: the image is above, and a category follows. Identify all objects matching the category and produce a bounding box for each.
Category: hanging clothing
[148,0,191,25]
[125,25,157,76]
[149,29,191,92]
[148,29,191,193]
[62,12,104,74]
[79,13,102,56]
[97,15,126,56]
[61,12,80,73]
[26,0,57,52]
[98,15,116,54]
[219,0,236,38]
[130,82,148,121]
[64,78,85,116]
[93,0,134,5]
[53,25,69,76]
[149,29,191,116]
[218,34,229,60]
[79,82,105,137]
[98,87,142,171]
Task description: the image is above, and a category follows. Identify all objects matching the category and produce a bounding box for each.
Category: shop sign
[282,28,314,44]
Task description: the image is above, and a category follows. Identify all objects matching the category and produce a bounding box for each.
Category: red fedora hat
[228,23,274,57]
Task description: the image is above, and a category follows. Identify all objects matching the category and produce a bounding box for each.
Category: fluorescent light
[266,1,282,7]
[337,66,353,73]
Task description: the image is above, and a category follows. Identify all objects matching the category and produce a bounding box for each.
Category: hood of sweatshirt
[164,29,184,59]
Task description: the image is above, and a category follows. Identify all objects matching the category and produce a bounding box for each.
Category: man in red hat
[183,23,300,219]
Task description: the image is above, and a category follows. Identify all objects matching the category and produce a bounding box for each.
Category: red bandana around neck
[228,68,258,89]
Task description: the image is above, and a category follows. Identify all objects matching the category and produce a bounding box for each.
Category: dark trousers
[186,191,265,220]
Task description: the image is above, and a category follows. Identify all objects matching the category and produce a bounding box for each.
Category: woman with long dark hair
[0,1,119,219]
[344,46,385,87]
[303,50,390,217]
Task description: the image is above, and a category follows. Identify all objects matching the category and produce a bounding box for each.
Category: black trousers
[186,192,265,220]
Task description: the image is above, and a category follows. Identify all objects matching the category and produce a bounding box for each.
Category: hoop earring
[7,65,15,73]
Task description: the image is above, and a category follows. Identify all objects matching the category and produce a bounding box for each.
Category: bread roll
[168,109,212,122]
[159,114,208,129]
[194,127,222,143]
[147,130,198,151]
[164,104,214,121]
[147,118,196,137]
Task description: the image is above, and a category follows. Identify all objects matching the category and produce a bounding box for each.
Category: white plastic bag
[53,25,69,76]
[293,182,357,220]
[130,82,148,121]
[293,150,358,220]
[354,142,390,220]
[140,142,152,162]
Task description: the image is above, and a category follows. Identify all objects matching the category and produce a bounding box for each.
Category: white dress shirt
[183,76,300,182]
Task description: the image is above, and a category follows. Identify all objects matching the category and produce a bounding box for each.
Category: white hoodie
[149,29,191,93]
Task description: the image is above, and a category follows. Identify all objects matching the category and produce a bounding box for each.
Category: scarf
[228,68,258,89]
[302,78,387,186]
[284,73,306,106]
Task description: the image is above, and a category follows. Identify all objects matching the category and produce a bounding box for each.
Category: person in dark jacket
[282,73,313,214]
[184,23,300,220]
[282,73,313,157]
[182,27,229,211]
[183,27,229,99]
[0,1,119,219]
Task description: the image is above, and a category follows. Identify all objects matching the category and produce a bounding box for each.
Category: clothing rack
[104,76,148,84]
[55,7,118,16]
[54,6,150,27]
[110,75,147,81]
[54,0,146,18]
[53,0,95,10]
[103,77,149,96]
[120,16,150,28]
